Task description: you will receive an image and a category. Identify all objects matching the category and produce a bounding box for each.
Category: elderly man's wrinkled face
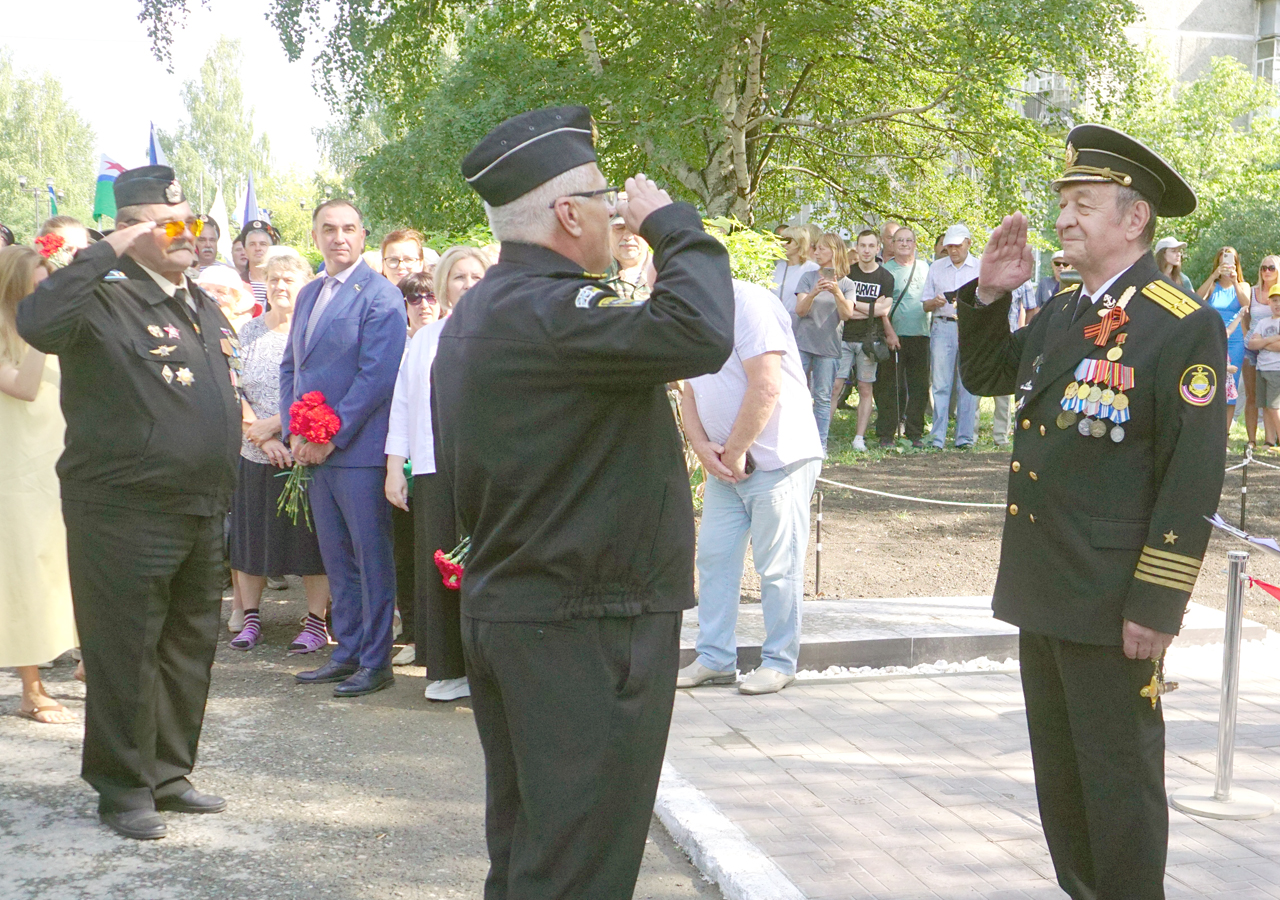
[1055,183,1127,270]
[124,202,199,276]
[195,226,219,266]
[944,239,970,267]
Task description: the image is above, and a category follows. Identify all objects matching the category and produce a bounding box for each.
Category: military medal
[176,367,194,386]
[161,364,174,384]
[1087,384,1103,403]
[1057,410,1077,429]
[148,325,164,338]
[1089,418,1107,438]
[164,324,181,340]
[1078,417,1093,436]
[1107,346,1123,361]
[149,345,177,357]
[1100,388,1115,405]
[1110,425,1125,442]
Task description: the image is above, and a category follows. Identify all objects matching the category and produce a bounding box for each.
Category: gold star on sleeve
[1163,531,1178,546]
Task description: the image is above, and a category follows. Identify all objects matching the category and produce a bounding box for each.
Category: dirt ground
[739,445,1280,634]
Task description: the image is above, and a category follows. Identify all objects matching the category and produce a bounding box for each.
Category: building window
[1259,38,1277,84]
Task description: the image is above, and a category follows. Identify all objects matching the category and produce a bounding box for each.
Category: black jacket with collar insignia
[432,202,734,621]
[16,239,240,516]
[957,251,1227,644]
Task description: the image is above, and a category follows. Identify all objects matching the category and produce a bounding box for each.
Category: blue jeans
[695,458,820,676]
[929,319,978,447]
[799,350,839,451]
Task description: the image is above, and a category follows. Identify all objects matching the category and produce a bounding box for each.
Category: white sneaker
[425,676,470,701]
[738,667,795,695]
[392,644,417,666]
[675,661,737,689]
[852,435,867,452]
[392,610,403,640]
[227,609,245,633]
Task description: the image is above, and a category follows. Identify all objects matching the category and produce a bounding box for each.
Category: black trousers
[412,473,466,679]
[870,336,930,442]
[1019,630,1168,900]
[462,611,681,900]
[63,499,223,813]
[392,503,416,640]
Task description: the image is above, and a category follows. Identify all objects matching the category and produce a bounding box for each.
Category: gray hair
[484,163,600,244]
[264,246,313,281]
[1113,186,1157,248]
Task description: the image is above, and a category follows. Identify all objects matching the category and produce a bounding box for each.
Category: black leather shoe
[155,788,226,814]
[100,809,167,840]
[333,666,394,697]
[295,659,359,684]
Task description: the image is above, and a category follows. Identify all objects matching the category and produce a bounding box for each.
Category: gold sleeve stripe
[1137,554,1201,577]
[1135,569,1197,593]
[1141,545,1204,571]
[1142,281,1199,319]
[1135,559,1198,585]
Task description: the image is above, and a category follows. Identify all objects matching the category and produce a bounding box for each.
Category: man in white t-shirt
[677,279,824,695]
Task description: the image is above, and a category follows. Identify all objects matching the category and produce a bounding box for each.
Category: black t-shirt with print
[841,264,898,342]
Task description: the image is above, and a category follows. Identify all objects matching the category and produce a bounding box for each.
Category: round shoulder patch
[1179,364,1217,406]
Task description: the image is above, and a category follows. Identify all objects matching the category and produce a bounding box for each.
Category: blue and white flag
[148,122,169,167]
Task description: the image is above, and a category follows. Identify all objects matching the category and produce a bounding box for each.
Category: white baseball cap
[1051,249,1065,261]
[1154,236,1187,253]
[195,265,248,292]
[942,224,971,246]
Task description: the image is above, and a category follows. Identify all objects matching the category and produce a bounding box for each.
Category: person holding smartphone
[1198,246,1251,429]
[793,233,855,451]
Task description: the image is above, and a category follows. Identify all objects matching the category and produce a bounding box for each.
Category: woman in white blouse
[770,226,819,327]
[385,245,489,701]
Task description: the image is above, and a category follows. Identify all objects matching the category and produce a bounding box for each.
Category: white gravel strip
[654,763,807,900]
[792,655,1020,684]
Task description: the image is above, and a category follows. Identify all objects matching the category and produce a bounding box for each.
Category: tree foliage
[0,52,96,243]
[1093,54,1280,283]
[158,37,272,223]
[137,0,1141,241]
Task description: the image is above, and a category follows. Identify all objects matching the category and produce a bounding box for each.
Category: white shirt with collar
[386,318,446,475]
[136,260,198,313]
[922,253,980,320]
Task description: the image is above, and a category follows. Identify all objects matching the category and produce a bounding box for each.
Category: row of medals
[1057,342,1133,443]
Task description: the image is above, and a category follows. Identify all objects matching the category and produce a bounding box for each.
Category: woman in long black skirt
[385,246,490,700]
[228,250,329,652]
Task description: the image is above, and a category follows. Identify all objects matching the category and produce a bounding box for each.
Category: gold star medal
[175,367,194,386]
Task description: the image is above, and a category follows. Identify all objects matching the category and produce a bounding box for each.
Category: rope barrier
[815,476,1006,509]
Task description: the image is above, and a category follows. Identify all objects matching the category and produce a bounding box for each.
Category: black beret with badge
[462,105,598,206]
[1052,124,1196,218]
[114,165,186,208]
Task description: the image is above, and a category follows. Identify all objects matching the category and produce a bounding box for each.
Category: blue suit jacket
[280,259,407,468]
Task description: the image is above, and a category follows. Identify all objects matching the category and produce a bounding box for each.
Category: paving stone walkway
[663,635,1280,900]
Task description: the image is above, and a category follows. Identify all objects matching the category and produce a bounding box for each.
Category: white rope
[815,476,1006,509]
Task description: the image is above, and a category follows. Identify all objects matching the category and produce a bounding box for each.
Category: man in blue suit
[281,199,407,697]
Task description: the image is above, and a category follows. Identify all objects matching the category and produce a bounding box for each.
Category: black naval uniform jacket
[432,202,734,622]
[957,251,1227,645]
[16,240,240,516]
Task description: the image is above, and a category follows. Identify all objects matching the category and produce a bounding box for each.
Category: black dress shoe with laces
[295,659,359,684]
[155,787,226,814]
[100,809,167,840]
[333,666,395,697]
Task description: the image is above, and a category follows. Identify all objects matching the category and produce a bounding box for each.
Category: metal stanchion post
[814,492,823,597]
[1241,451,1249,531]
[1170,550,1274,820]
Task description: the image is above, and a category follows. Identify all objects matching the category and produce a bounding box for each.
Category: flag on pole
[148,122,169,167]
[47,185,58,217]
[92,155,126,222]
[237,172,260,227]
[207,183,233,263]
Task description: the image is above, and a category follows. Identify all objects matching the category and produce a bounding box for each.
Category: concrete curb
[654,762,807,900]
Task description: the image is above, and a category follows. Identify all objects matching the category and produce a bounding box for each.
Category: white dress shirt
[922,253,980,319]
[385,318,446,474]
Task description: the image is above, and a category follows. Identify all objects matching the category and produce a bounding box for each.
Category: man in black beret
[433,106,734,899]
[17,165,240,841]
[956,126,1226,898]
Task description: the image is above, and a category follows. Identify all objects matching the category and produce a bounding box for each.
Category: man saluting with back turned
[956,125,1227,900]
[432,106,734,900]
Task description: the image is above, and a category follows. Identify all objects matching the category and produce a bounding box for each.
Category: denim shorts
[837,340,878,383]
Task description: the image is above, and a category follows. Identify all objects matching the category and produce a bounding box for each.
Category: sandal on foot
[288,624,329,654]
[230,620,260,650]
[18,701,74,724]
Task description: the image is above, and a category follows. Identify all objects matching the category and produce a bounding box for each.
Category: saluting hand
[104,220,159,257]
[1122,619,1175,660]
[618,174,672,234]
[976,212,1035,304]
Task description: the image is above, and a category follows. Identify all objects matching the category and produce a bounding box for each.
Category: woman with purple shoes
[228,249,330,652]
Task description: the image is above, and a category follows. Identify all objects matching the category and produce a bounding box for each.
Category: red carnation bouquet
[34,233,74,269]
[433,537,471,590]
[276,391,341,530]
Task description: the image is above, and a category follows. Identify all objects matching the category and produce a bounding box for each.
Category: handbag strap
[887,259,919,323]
